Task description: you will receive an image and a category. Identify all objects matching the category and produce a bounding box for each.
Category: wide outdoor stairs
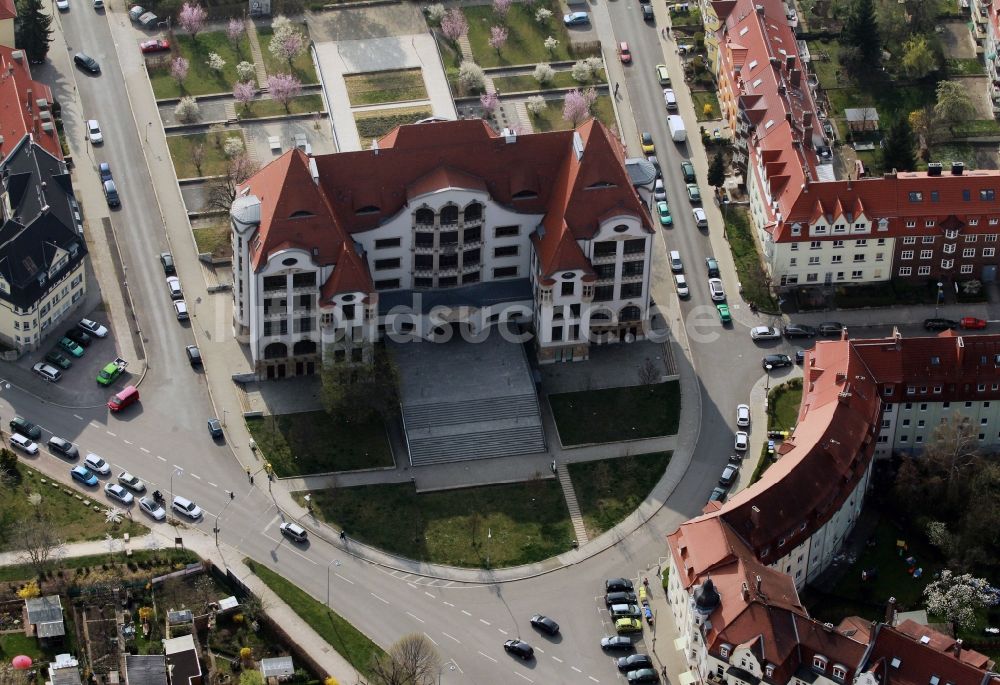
[558,468,589,546]
[403,393,546,466]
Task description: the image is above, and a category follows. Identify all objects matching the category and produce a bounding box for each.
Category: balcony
[263,309,288,321]
[262,286,286,297]
[592,252,617,265]
[621,273,645,283]
[414,243,435,254]
[292,285,316,295]
[292,307,315,318]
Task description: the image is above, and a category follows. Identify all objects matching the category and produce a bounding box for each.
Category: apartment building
[0,0,13,49]
[231,118,654,379]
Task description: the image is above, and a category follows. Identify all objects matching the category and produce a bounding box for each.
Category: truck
[97,357,128,386]
[668,115,687,142]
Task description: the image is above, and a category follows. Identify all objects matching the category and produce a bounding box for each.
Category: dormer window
[813,656,827,671]
[720,644,731,658]
[929,677,940,685]
[290,210,314,219]
[512,189,538,200]
[356,205,380,215]
[833,665,847,680]
[765,664,775,679]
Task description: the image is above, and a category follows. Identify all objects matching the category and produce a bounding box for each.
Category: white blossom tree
[458,60,485,92]
[269,23,306,67]
[525,94,546,115]
[536,8,552,24]
[923,570,1000,630]
[236,60,256,82]
[224,136,244,158]
[583,56,603,77]
[425,3,446,25]
[174,96,200,123]
[207,52,226,73]
[533,63,554,84]
[543,34,558,54]
[570,59,592,82]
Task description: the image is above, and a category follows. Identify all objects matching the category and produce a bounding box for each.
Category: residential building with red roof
[0,0,14,48]
[0,46,60,161]
[230,119,654,378]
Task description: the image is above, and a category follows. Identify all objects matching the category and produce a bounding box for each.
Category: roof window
[890,658,901,669]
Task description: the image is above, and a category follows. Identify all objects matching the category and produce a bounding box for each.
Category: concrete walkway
[557,467,589,545]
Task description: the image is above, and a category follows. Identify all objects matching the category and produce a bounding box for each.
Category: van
[669,250,683,273]
[663,88,677,111]
[108,385,139,412]
[32,362,62,382]
[610,603,641,620]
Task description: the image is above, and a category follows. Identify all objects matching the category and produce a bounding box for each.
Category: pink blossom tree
[440,8,468,43]
[489,25,508,56]
[233,81,255,112]
[178,2,207,39]
[227,18,245,50]
[266,73,302,112]
[563,87,596,126]
[269,27,305,68]
[493,0,513,20]
[170,56,189,87]
[480,91,499,116]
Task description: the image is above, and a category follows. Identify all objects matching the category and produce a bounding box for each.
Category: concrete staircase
[245,18,270,89]
[558,468,589,546]
[403,393,546,466]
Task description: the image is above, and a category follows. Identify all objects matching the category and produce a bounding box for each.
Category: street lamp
[145,121,152,143]
[486,527,492,569]
[935,281,944,317]
[169,467,183,518]
[214,491,235,544]
[326,557,338,607]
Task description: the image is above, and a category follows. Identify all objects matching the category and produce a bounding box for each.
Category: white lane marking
[260,534,316,564]
[514,673,533,683]
[479,619,490,626]
[407,582,418,589]
[106,431,117,437]
[588,677,599,683]
[477,652,497,663]
[208,482,218,488]
[190,473,201,480]
[443,601,455,607]
[140,447,150,453]
[90,422,101,428]
[173,464,184,471]
[334,573,354,585]
[370,593,389,605]
[551,656,563,663]
[424,591,436,599]
[535,647,544,654]
[73,414,84,421]
[157,456,166,462]
[423,632,438,646]
[123,440,133,445]
[449,659,464,674]
[400,573,413,580]
[498,628,508,635]
[461,610,472,616]
[266,515,281,531]
[442,632,461,643]
[572,667,582,673]
[406,611,425,624]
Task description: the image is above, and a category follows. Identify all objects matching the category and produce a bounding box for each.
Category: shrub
[526,94,546,115]
[458,60,486,92]
[174,97,200,123]
[533,63,555,84]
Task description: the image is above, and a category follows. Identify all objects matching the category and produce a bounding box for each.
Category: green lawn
[0,463,146,553]
[549,381,680,446]
[691,90,721,121]
[951,119,1000,137]
[245,560,384,679]
[767,378,802,432]
[344,69,428,105]
[148,32,252,99]
[238,94,326,119]
[946,58,985,76]
[257,24,318,83]
[490,69,606,93]
[0,547,198,582]
[528,97,617,133]
[299,480,574,567]
[568,452,672,538]
[722,206,779,313]
[464,1,576,67]
[166,132,237,179]
[355,107,433,145]
[247,411,392,477]
[193,223,232,258]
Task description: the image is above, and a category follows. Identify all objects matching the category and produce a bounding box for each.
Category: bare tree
[17,515,63,576]
[924,411,981,502]
[638,357,660,385]
[191,144,206,176]
[370,633,442,685]
[205,153,259,213]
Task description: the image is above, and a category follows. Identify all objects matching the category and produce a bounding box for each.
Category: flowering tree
[562,87,596,126]
[223,136,244,158]
[489,25,508,56]
[266,73,302,112]
[583,56,603,77]
[543,34,558,54]
[233,81,255,111]
[425,3,446,24]
[923,570,1000,630]
[171,56,189,86]
[174,96,200,123]
[533,63,554,84]
[570,59,592,82]
[493,0,513,20]
[441,8,468,43]
[207,52,226,73]
[480,91,499,115]
[525,94,546,115]
[178,2,207,39]
[227,17,245,48]
[236,60,256,82]
[536,8,552,24]
[269,26,305,67]
[458,60,485,92]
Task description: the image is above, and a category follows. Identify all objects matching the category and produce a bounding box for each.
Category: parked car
[601,635,635,650]
[59,337,84,357]
[118,471,146,492]
[66,328,92,347]
[174,300,189,320]
[653,178,666,202]
[686,184,701,203]
[104,483,134,505]
[166,276,183,299]
[139,39,170,53]
[71,465,98,486]
[692,207,708,228]
[103,178,121,207]
[619,41,632,63]
[138,496,166,521]
[74,53,100,73]
[186,344,202,367]
[84,453,111,475]
[10,417,42,440]
[656,201,672,227]
[705,257,720,277]
[530,614,560,635]
[605,590,637,607]
[795,349,806,365]
[708,278,726,301]
[669,250,683,272]
[750,326,780,341]
[207,418,223,438]
[610,603,642,619]
[923,318,958,331]
[735,431,749,451]
[640,132,655,154]
[709,486,727,503]
[279,521,308,543]
[160,252,175,274]
[663,88,677,110]
[11,434,39,455]
[674,274,689,297]
[45,349,73,369]
[79,318,109,337]
[32,362,62,382]
[680,160,696,183]
[655,64,670,85]
[783,323,817,338]
[172,496,203,519]
[618,654,654,672]
[48,436,79,460]
[626,668,660,684]
[646,155,661,178]
[563,11,589,25]
[717,303,731,324]
[961,317,987,329]
[56,0,69,11]
[615,618,643,634]
[98,162,113,183]
[87,119,103,144]
[641,4,654,21]
[503,639,534,660]
[719,464,738,487]
[128,4,145,20]
[736,404,750,427]
[818,321,845,335]
[762,354,792,369]
[606,578,635,592]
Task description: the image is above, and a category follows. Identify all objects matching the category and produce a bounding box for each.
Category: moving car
[59,337,84,357]
[74,53,100,73]
[279,521,308,543]
[762,354,792,369]
[97,357,129,386]
[618,654,654,672]
[640,132,655,154]
[11,434,39,455]
[166,276,183,299]
[674,274,689,297]
[606,578,635,592]
[735,431,749,451]
[503,639,534,660]
[615,618,643,634]
[601,635,634,650]
[736,404,750,427]
[207,418,223,438]
[605,590,637,607]
[79,318,109,337]
[708,278,725,301]
[818,321,845,335]
[961,317,987,329]
[719,464,738,487]
[71,465,99,487]
[160,252,176,274]
[716,303,731,324]
[104,483,134,505]
[10,417,42,440]
[66,328,92,347]
[32,362,62,382]
[87,119,103,144]
[563,11,590,25]
[619,42,632,64]
[118,472,146,493]
[923,318,958,331]
[783,323,817,338]
[656,201,672,227]
[46,350,73,369]
[705,257,720,277]
[139,496,166,521]
[750,326,780,341]
[140,39,170,53]
[626,668,660,683]
[84,453,111,475]
[641,4,654,21]
[530,614,560,635]
[680,160,696,183]
[186,345,202,367]
[692,207,708,228]
[686,184,701,203]
[172,496,203,519]
[655,64,670,85]
[48,436,79,459]
[108,385,140,413]
[795,350,806,365]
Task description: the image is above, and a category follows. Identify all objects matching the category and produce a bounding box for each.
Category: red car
[960,316,987,330]
[619,42,631,64]
[140,39,170,53]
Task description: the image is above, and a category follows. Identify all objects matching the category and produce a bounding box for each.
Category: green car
[686,184,702,203]
[656,201,672,227]
[680,160,696,183]
[717,303,732,324]
[45,349,73,369]
[59,337,84,357]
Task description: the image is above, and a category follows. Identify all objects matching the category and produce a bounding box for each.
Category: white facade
[0,261,86,352]
[876,396,1000,458]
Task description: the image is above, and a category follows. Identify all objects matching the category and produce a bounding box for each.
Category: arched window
[264,342,287,359]
[620,305,641,322]
[293,339,317,355]
[441,205,459,224]
[415,207,434,225]
[464,202,483,222]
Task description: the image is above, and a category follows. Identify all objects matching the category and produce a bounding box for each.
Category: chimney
[954,639,963,658]
[885,596,897,625]
[10,50,23,62]
[951,162,964,175]
[755,574,762,594]
[751,505,761,528]
[790,68,801,87]
[741,583,750,601]
[756,4,765,15]
[502,127,517,144]
[927,162,942,176]
[786,54,795,70]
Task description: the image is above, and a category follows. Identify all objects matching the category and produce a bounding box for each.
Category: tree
[934,81,975,130]
[369,633,442,685]
[178,2,208,39]
[900,36,936,80]
[493,0,513,20]
[480,91,499,116]
[425,3,446,25]
[563,88,596,127]
[536,8,553,24]
[923,411,981,503]
[526,94,546,116]
[533,63,554,84]
[14,0,52,63]
[191,143,205,175]
[234,81,255,111]
[321,345,400,423]
[269,24,305,67]
[171,57,190,87]
[206,153,259,212]
[638,358,660,385]
[0,449,18,484]
[708,151,725,188]
[583,56,604,78]
[266,73,302,112]
[440,8,468,43]
[207,52,226,73]
[842,0,880,74]
[223,136,244,158]
[174,97,200,124]
[489,25,508,56]
[236,61,256,83]
[16,516,62,576]
[16,580,40,599]
[882,116,916,172]
[923,570,1000,630]
[227,18,245,49]
[571,59,592,82]
[458,60,485,92]
[543,34,558,54]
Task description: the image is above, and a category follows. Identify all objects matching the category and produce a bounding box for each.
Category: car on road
[160,252,176,274]
[615,618,643,634]
[32,362,62,382]
[961,317,987,329]
[186,345,202,367]
[605,590,637,607]
[48,436,79,460]
[74,53,100,73]
[619,42,632,63]
[669,251,683,272]
[618,654,654,672]
[626,668,660,683]
[606,578,634,592]
[641,4,653,21]
[71,465,98,486]
[655,64,670,85]
[99,162,113,183]
[172,496,203,520]
[279,521,308,543]
[656,201,672,227]
[680,160,696,183]
[87,119,103,144]
[84,453,111,475]
[166,276,183,299]
[138,496,166,521]
[45,349,73,369]
[709,486,727,503]
[66,328,92,347]
[503,639,534,660]
[103,178,121,207]
[923,318,958,331]
[56,0,69,10]
[692,207,708,228]
[663,88,677,111]
[783,323,817,338]
[735,431,749,451]
[11,433,39,455]
[717,303,731,324]
[653,178,666,202]
[563,11,589,25]
[705,257,720,277]
[762,353,792,369]
[708,278,726,301]
[104,483,134,505]
[79,318,109,338]
[674,274,689,297]
[736,404,750,427]
[174,300,189,320]
[686,184,701,203]
[646,155,661,178]
[10,417,42,440]
[610,603,642,619]
[640,132,655,154]
[207,418,223,438]
[818,321,845,335]
[59,337,84,357]
[796,350,806,365]
[118,472,146,493]
[750,326,780,341]
[530,614,560,635]
[140,39,170,53]
[601,635,634,650]
[719,464,739,487]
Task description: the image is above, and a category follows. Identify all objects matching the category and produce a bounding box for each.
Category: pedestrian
[340,530,347,541]
[661,27,666,38]
[249,475,254,485]
[614,82,620,97]
[229,491,235,500]
[246,468,251,481]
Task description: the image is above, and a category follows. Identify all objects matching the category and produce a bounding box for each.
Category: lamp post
[936,281,944,317]
[145,121,152,143]
[486,527,492,569]
[169,467,183,513]
[222,409,228,428]
[326,557,338,607]
[214,491,235,544]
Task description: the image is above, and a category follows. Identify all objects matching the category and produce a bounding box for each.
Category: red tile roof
[0,0,14,21]
[0,47,59,160]
[861,624,1000,685]
[893,620,993,670]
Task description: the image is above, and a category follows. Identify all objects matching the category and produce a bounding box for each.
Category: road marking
[334,573,354,585]
[265,515,281,531]
[123,440,132,445]
[406,611,425,624]
[443,601,455,607]
[73,414,83,421]
[423,632,438,646]
[588,677,600,683]
[477,652,497,663]
[535,647,544,654]
[424,591,436,599]
[572,667,582,673]
[514,673,533,683]
[442,632,461,643]
[461,610,472,616]
[498,628,508,635]
[449,659,464,674]
[90,422,101,428]
[173,464,184,471]
[407,582,418,590]
[370,593,389,605]
[190,473,201,480]
[140,447,150,453]
[157,456,166,462]
[208,482,217,488]
[479,619,490,626]
[106,431,117,437]
[551,656,563,663]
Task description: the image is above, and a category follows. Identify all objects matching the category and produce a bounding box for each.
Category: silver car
[104,483,134,505]
[138,496,166,521]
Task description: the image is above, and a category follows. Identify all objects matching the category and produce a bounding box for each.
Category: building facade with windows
[231,119,654,378]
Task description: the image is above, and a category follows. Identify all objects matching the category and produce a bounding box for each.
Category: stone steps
[407,424,546,466]
[558,468,589,545]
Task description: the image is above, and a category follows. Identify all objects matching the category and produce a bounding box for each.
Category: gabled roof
[0,0,13,20]
[860,624,999,685]
[124,654,168,685]
[0,47,59,160]
[892,620,993,670]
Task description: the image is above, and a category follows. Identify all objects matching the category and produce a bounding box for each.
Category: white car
[84,453,111,475]
[750,326,781,341]
[79,318,109,337]
[87,119,103,144]
[735,431,749,451]
[104,483,134,505]
[166,276,183,299]
[708,278,726,302]
[736,404,750,427]
[11,433,39,455]
[693,207,708,228]
[138,496,166,521]
[56,0,69,10]
[653,178,666,201]
[674,274,689,297]
[172,496,202,519]
[173,300,189,320]
[118,471,146,492]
